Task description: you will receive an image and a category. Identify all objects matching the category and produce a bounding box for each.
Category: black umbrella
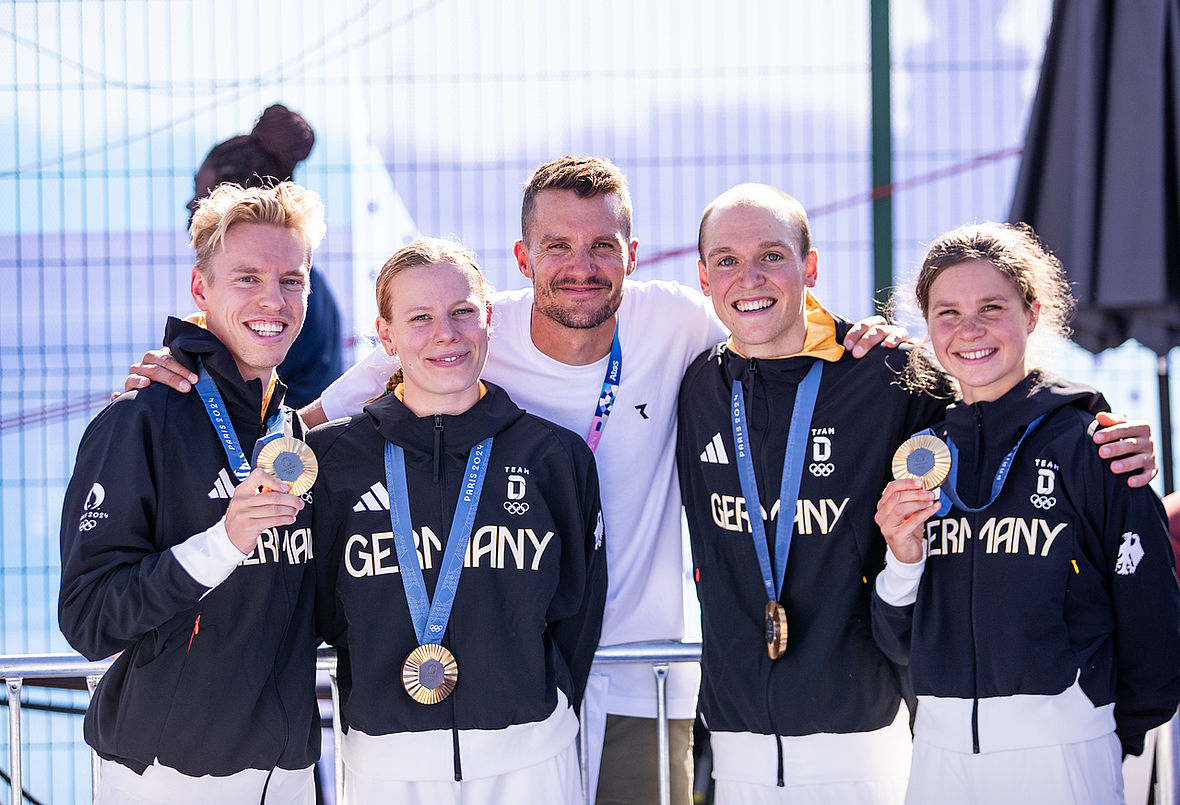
[1010,0,1180,494]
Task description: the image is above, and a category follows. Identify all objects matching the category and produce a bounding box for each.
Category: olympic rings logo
[503,501,530,515]
[1029,494,1056,510]
[78,518,97,531]
[809,463,835,477]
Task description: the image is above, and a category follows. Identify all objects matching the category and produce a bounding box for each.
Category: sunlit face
[926,259,1038,404]
[191,222,310,383]
[698,203,817,358]
[513,190,637,330]
[376,261,491,416]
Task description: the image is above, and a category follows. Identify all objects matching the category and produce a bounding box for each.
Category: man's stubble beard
[533,281,623,330]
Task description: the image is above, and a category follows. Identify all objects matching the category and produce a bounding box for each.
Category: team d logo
[504,473,529,515]
[809,436,834,477]
[1030,467,1057,510]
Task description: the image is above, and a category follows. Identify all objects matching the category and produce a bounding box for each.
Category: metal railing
[0,642,701,805]
[3,645,1177,805]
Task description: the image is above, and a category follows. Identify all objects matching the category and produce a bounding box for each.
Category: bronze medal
[402,644,459,705]
[256,437,319,497]
[764,600,788,659]
[891,434,952,491]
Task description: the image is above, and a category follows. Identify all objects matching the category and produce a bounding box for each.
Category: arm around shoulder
[318,344,399,420]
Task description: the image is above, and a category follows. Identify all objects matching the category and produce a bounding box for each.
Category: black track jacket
[872,371,1180,756]
[308,383,606,752]
[677,318,947,739]
[58,318,319,776]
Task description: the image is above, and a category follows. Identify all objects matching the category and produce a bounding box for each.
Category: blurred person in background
[189,103,344,408]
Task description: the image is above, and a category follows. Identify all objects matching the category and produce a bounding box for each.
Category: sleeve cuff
[875,548,926,607]
[171,517,249,590]
[321,345,400,420]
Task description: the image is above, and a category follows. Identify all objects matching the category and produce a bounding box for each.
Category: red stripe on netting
[644,146,1023,266]
[0,392,111,435]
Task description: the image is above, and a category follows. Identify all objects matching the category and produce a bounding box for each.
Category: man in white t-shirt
[125,156,906,804]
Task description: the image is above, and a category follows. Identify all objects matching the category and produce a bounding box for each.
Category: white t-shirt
[322,279,726,718]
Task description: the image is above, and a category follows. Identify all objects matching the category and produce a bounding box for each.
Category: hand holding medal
[223,466,308,554]
[879,433,953,565]
[194,358,312,553]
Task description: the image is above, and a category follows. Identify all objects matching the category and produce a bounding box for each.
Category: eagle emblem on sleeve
[1115,532,1144,576]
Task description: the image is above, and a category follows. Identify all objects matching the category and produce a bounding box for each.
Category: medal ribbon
[585,322,622,453]
[384,437,493,645]
[731,360,823,601]
[194,359,285,482]
[927,413,1046,517]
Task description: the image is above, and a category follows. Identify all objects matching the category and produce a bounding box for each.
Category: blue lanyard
[731,360,823,601]
[932,413,1046,516]
[585,322,622,453]
[384,437,493,645]
[194,359,284,482]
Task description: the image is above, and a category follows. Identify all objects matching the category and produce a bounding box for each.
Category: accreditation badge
[402,644,459,705]
[763,600,788,659]
[891,434,951,491]
[256,437,318,496]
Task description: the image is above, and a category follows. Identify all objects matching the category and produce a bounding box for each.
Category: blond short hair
[189,181,326,274]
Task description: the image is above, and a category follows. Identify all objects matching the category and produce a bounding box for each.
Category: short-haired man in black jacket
[59,181,326,804]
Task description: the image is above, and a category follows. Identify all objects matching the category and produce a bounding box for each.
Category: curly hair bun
[250,104,315,172]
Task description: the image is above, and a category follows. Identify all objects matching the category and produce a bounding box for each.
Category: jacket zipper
[432,415,464,781]
[748,358,786,786]
[970,406,982,754]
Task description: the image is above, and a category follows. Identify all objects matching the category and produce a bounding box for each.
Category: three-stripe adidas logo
[354,482,390,512]
[700,433,729,464]
[207,468,234,499]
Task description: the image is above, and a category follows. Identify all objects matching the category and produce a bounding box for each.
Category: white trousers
[94,758,315,805]
[905,732,1124,805]
[713,777,907,805]
[710,702,911,804]
[342,734,584,805]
